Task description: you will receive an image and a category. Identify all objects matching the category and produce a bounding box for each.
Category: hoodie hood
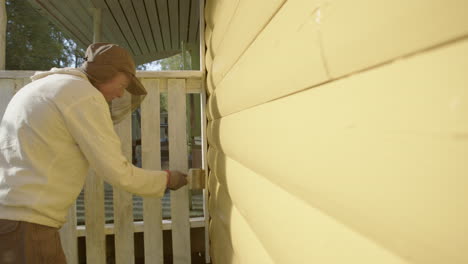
[31,67,89,82]
[31,67,137,125]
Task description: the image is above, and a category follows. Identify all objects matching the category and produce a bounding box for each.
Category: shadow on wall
[206,118,236,263]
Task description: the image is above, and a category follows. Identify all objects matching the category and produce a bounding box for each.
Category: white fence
[0,70,209,264]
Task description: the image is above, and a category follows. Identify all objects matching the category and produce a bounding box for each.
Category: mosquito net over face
[79,43,146,124]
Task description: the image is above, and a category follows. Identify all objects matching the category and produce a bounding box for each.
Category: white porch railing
[0,70,208,264]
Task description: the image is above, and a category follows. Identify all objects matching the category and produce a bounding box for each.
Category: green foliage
[5,0,84,70]
[156,50,191,71]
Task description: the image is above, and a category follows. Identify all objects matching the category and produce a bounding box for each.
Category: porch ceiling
[27,0,200,65]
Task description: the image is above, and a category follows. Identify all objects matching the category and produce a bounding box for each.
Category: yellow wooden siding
[208,148,275,264]
[205,0,468,263]
[217,154,413,264]
[208,0,239,56]
[209,0,286,86]
[208,0,328,119]
[320,0,468,78]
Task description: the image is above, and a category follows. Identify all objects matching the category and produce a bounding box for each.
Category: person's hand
[166,170,188,190]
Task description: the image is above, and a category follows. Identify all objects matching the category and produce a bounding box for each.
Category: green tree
[153,48,201,152]
[155,50,191,71]
[5,0,83,70]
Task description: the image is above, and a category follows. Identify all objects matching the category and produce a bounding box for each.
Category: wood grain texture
[113,103,135,264]
[59,205,78,264]
[168,79,191,264]
[140,79,164,263]
[84,171,106,264]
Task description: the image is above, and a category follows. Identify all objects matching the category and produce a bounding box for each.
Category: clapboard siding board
[204,25,213,58]
[113,108,135,264]
[209,0,286,86]
[209,0,328,118]
[220,199,274,264]
[208,0,239,55]
[141,79,164,263]
[215,154,410,264]
[320,0,468,78]
[203,0,218,29]
[208,166,272,264]
[207,38,468,264]
[209,215,237,264]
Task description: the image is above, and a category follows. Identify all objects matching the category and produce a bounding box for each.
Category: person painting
[0,43,188,263]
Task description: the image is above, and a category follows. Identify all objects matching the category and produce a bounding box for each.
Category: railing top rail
[0,70,203,79]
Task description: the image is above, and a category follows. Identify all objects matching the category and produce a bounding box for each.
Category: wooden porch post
[82,7,107,264]
[0,0,6,70]
[93,8,102,43]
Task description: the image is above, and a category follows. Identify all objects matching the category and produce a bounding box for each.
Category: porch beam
[93,8,102,43]
[0,0,6,70]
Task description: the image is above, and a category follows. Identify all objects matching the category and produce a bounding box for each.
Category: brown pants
[0,219,67,264]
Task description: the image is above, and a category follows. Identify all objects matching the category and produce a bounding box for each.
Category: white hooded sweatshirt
[0,68,167,227]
